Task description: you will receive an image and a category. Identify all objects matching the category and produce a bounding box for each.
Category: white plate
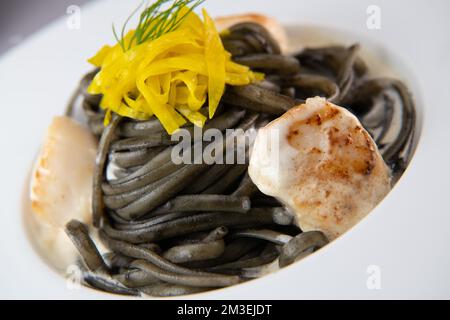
[1,0,449,299]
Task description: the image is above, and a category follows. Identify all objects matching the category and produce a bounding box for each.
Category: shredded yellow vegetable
[87,8,263,134]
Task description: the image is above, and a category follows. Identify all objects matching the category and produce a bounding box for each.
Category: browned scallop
[30,116,97,227]
[249,97,391,240]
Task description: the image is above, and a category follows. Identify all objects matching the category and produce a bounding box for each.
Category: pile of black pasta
[64,22,415,297]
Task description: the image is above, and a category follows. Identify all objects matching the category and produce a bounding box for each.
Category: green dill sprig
[113,0,205,51]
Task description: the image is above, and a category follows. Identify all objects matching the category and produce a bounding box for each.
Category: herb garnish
[113,0,205,51]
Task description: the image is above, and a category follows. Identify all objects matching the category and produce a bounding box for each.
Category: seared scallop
[30,116,97,228]
[215,13,289,52]
[249,97,391,240]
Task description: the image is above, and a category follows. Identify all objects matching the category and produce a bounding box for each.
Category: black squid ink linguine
[57,1,416,297]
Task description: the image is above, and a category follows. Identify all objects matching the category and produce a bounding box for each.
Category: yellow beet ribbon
[87,8,263,134]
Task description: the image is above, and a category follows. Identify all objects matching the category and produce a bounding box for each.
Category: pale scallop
[215,13,289,53]
[30,116,97,228]
[249,97,391,240]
